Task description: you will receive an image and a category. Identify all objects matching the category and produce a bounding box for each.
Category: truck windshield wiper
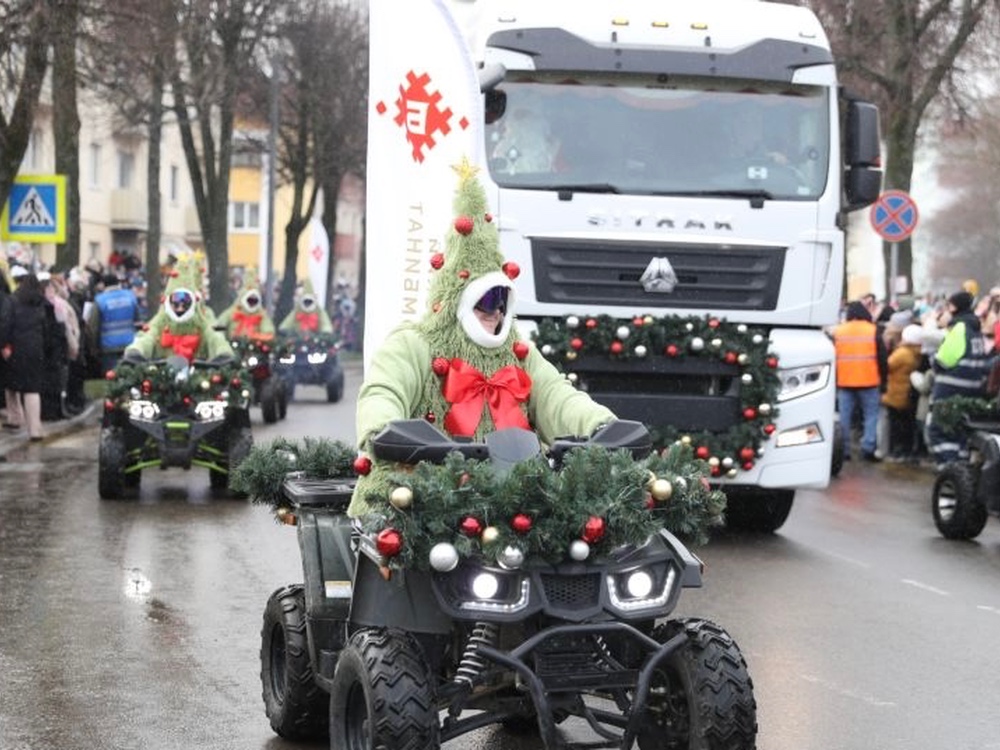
[679,189,775,201]
[542,183,621,195]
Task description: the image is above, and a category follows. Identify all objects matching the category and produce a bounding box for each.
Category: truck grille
[531,238,785,310]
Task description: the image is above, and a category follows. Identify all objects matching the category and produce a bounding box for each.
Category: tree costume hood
[218,266,275,339]
[279,278,333,334]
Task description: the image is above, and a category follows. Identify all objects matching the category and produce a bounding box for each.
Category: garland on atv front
[275,332,345,403]
[98,356,254,499]
[235,421,758,749]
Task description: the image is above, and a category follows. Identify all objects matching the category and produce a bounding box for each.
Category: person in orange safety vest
[833,300,887,463]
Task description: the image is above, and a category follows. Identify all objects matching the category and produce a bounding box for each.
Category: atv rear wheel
[260,378,280,424]
[98,426,129,500]
[326,373,344,403]
[932,462,988,540]
[260,585,329,740]
[329,628,438,750]
[211,425,253,496]
[638,618,757,750]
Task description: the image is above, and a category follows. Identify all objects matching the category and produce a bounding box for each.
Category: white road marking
[800,674,896,707]
[901,579,950,596]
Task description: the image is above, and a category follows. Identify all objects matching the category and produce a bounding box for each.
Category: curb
[0,401,102,460]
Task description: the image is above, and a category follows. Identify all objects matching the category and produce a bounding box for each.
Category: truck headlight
[777,363,830,402]
[607,564,676,613]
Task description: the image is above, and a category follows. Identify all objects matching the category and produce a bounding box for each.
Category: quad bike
[231,336,288,424]
[932,414,1000,539]
[98,355,253,499]
[257,419,757,749]
[275,332,345,403]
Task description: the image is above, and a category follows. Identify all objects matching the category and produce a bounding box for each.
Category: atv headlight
[128,400,160,421]
[472,572,500,600]
[444,567,530,614]
[607,564,676,613]
[307,352,328,364]
[279,354,296,365]
[194,401,227,421]
[245,355,259,368]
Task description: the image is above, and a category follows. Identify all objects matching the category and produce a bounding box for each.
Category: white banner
[364,0,484,371]
[306,216,330,308]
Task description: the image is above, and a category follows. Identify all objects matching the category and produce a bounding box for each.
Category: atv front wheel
[932,462,988,540]
[326,373,344,403]
[329,628,438,750]
[260,585,328,740]
[637,618,757,750]
[260,378,280,424]
[211,425,253,496]
[98,426,129,500]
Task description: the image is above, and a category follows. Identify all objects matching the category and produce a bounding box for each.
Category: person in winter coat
[0,273,60,440]
[926,290,993,469]
[881,324,923,462]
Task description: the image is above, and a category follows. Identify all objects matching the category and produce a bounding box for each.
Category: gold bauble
[481,525,499,544]
[389,486,413,509]
[650,478,673,502]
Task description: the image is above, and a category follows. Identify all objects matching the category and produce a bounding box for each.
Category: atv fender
[970,430,1000,513]
[350,555,452,635]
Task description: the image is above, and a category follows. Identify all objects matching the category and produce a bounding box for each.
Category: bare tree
[51,0,80,271]
[804,0,1000,298]
[0,1,52,214]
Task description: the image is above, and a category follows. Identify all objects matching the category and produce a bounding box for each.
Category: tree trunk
[880,98,918,300]
[146,66,164,312]
[52,0,80,271]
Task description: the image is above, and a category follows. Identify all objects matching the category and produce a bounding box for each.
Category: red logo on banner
[375,70,470,163]
[310,244,324,263]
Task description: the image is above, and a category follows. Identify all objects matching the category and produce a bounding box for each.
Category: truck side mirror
[843,98,882,210]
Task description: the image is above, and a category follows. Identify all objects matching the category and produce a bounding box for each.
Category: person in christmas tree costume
[216,267,276,342]
[349,158,615,517]
[278,279,333,335]
[123,253,234,364]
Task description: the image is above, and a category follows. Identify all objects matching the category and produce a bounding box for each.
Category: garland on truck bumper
[231,436,726,571]
[532,314,781,477]
[103,360,252,410]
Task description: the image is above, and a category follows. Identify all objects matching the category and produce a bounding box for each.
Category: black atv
[275,332,345,403]
[230,337,288,424]
[932,414,1000,539]
[98,355,253,499]
[258,420,757,749]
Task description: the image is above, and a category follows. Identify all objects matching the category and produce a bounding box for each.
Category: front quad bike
[275,332,345,403]
[932,416,1000,539]
[98,355,253,499]
[231,337,288,423]
[257,420,757,749]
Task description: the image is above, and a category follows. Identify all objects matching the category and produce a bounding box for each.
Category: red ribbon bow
[442,359,532,437]
[232,310,263,337]
[296,312,319,332]
[160,328,202,362]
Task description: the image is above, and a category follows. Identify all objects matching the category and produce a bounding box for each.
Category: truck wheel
[831,419,844,478]
[330,629,438,750]
[260,585,329,740]
[723,489,794,533]
[99,426,128,500]
[260,379,280,424]
[638,618,757,750]
[932,463,988,540]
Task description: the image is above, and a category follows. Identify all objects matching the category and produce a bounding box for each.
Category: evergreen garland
[104,359,252,410]
[533,313,781,476]
[932,395,997,436]
[233,436,726,571]
[275,331,341,358]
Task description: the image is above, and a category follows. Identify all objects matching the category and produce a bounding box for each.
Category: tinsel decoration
[533,313,781,470]
[105,359,251,410]
[931,395,997,436]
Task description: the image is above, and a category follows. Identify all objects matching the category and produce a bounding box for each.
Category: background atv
[98,355,253,499]
[932,414,1000,539]
[275,332,344,403]
[230,337,288,423]
[255,420,757,749]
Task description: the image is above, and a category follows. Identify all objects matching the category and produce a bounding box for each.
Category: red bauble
[105,370,117,380]
[665,344,679,357]
[724,351,738,364]
[432,357,450,376]
[484,212,493,222]
[763,423,776,436]
[430,252,445,270]
[609,341,623,354]
[743,407,757,420]
[141,379,152,394]
[570,337,584,351]
[353,455,373,476]
[424,411,436,423]
[182,396,192,406]
[766,356,778,368]
[103,399,115,412]
[708,318,720,328]
[739,447,755,462]
[376,528,403,557]
[460,516,483,537]
[582,516,606,544]
[633,316,645,326]
[645,494,656,510]
[585,318,598,329]
[695,445,710,459]
[512,341,529,360]
[742,461,755,471]
[711,465,721,476]
[230,377,242,388]
[502,261,520,280]
[511,513,533,534]
[458,269,470,279]
[211,374,224,385]
[454,215,474,235]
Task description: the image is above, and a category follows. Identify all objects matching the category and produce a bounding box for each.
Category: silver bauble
[569,540,590,561]
[429,542,459,572]
[498,545,525,569]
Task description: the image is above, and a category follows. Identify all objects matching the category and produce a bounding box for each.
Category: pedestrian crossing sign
[1,174,67,243]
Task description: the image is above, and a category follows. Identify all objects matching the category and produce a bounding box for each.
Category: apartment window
[169,164,179,202]
[88,241,100,260]
[231,201,260,231]
[88,143,101,187]
[117,150,135,189]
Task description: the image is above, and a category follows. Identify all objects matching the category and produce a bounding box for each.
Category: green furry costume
[216,267,276,340]
[349,159,614,516]
[279,279,333,334]
[125,253,233,362]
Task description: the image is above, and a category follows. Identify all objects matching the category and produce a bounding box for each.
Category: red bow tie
[296,312,319,332]
[232,310,263,337]
[160,328,201,362]
[442,359,531,437]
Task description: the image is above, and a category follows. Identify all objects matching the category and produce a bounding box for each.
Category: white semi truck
[448,0,882,532]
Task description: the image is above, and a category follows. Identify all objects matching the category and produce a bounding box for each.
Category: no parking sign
[870,190,918,242]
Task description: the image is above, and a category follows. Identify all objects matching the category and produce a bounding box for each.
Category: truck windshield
[485,74,830,200]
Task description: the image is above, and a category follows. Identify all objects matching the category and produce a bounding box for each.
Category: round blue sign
[870,190,919,242]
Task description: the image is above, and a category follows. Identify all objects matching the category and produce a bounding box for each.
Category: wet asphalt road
[2,366,1000,749]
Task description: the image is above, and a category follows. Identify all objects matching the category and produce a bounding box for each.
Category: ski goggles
[474,286,509,314]
[169,289,194,317]
[243,292,261,310]
[300,295,317,310]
